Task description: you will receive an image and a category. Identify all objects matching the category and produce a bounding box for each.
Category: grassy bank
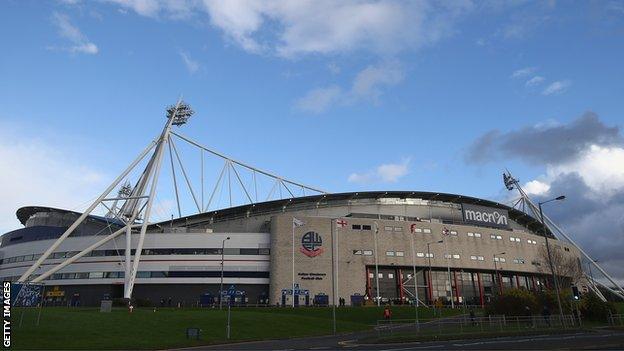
[12,306,463,350]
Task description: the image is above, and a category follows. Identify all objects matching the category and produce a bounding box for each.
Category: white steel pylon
[18,99,326,301]
[503,170,624,301]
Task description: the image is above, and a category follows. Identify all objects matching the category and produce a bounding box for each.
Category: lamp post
[219,236,230,310]
[427,240,444,312]
[539,195,565,321]
[493,252,505,295]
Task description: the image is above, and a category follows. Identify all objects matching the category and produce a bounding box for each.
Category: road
[173,329,624,350]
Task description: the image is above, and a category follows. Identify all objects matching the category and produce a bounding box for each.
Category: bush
[579,292,616,321]
[486,288,539,316]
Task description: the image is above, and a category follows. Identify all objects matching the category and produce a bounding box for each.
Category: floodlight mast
[503,170,624,301]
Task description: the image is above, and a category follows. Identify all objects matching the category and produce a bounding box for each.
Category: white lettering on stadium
[464,209,508,226]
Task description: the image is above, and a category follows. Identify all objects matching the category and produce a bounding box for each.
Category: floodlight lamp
[555,195,566,201]
[166,101,194,126]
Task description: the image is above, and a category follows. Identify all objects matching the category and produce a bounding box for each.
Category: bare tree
[535,245,583,289]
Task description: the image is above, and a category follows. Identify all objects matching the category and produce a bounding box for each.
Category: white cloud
[350,62,404,102]
[523,144,624,200]
[525,76,545,87]
[0,125,107,233]
[179,51,200,74]
[511,66,537,79]
[348,158,410,184]
[295,62,404,113]
[523,179,551,196]
[294,86,342,114]
[104,1,473,58]
[51,12,99,55]
[542,80,571,95]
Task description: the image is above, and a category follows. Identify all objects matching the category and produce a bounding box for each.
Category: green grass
[11,306,465,350]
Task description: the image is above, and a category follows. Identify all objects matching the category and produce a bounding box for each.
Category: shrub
[579,292,616,321]
[486,288,539,316]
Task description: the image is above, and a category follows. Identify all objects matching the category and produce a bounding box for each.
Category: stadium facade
[0,191,582,307]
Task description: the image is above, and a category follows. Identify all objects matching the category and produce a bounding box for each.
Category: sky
[1,1,623,282]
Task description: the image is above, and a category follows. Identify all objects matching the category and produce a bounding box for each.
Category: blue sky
[1,1,624,277]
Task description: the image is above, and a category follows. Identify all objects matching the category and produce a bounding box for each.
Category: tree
[535,245,583,290]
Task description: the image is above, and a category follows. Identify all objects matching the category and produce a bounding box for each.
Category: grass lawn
[11,306,464,350]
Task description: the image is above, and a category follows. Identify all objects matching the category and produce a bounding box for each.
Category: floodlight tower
[18,99,194,303]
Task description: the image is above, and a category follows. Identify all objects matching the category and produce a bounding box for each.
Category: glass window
[388,273,394,279]
[89,272,104,279]
[352,224,361,230]
[386,251,395,256]
[368,272,374,278]
[470,255,477,260]
[423,228,431,233]
[76,272,89,279]
[353,250,363,255]
[426,253,434,258]
[450,230,458,236]
[478,256,484,261]
[453,254,460,259]
[414,228,423,233]
[259,248,270,255]
[444,253,451,259]
[384,226,393,232]
[490,234,496,239]
[362,225,372,230]
[510,237,515,242]
[363,250,373,256]
[497,235,502,240]
[378,273,383,278]
[396,251,405,257]
[393,227,403,232]
[475,233,482,238]
[150,271,167,278]
[137,271,150,278]
[467,232,474,237]
[416,252,425,257]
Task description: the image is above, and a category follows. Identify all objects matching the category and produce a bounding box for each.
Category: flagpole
[292,217,295,308]
[373,221,380,306]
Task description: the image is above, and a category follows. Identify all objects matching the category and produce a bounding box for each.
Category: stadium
[3,101,619,308]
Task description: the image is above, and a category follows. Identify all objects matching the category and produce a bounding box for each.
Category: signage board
[461,203,510,229]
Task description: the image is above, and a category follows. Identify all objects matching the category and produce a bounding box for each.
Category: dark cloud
[465,112,622,165]
[531,173,624,280]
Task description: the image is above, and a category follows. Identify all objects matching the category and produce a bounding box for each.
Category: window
[444,253,451,259]
[416,252,425,258]
[384,226,393,232]
[353,250,363,255]
[388,273,394,279]
[514,258,526,264]
[452,254,460,259]
[137,271,151,278]
[527,239,537,244]
[493,257,506,262]
[467,232,474,237]
[475,233,482,238]
[386,251,395,256]
[490,234,496,239]
[75,272,89,279]
[470,255,477,260]
[426,253,434,258]
[497,235,503,240]
[510,236,521,242]
[478,256,484,261]
[393,227,403,232]
[368,272,374,278]
[352,224,361,230]
[378,273,383,278]
[564,247,570,252]
[89,272,103,279]
[396,251,405,257]
[363,250,373,256]
[450,230,458,236]
[423,228,431,233]
[414,228,423,233]
[362,225,372,230]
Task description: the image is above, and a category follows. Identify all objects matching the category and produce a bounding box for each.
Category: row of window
[509,236,522,242]
[0,247,271,265]
[385,251,405,257]
[351,224,373,231]
[36,270,271,281]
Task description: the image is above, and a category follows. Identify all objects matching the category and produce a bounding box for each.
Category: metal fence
[608,313,624,326]
[375,314,580,337]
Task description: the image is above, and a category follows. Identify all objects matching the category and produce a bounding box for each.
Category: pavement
[171,328,624,350]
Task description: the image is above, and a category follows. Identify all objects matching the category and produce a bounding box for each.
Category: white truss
[504,170,624,301]
[18,99,326,301]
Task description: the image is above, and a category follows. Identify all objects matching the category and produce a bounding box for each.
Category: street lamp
[219,236,230,310]
[493,252,506,295]
[539,195,565,320]
[427,240,444,311]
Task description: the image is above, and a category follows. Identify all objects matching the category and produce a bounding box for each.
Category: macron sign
[461,204,509,229]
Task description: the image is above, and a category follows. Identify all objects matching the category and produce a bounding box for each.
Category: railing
[608,313,624,326]
[375,314,579,338]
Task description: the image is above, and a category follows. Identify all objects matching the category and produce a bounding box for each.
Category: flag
[336,219,348,228]
[293,217,305,228]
